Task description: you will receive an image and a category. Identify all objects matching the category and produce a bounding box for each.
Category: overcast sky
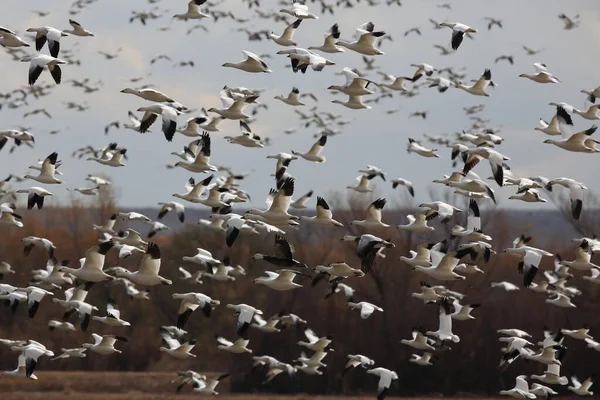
[1,0,599,211]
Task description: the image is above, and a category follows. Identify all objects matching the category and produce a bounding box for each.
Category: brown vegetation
[0,189,599,397]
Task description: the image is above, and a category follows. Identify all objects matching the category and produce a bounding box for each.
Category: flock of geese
[0,0,599,399]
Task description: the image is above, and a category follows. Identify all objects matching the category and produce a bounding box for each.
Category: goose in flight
[112,243,171,286]
[543,125,598,153]
[341,234,394,273]
[120,88,175,103]
[216,335,252,353]
[92,298,131,327]
[520,63,560,84]
[291,133,327,162]
[446,172,497,204]
[407,138,439,158]
[531,363,568,386]
[351,198,390,229]
[297,328,332,352]
[500,375,536,399]
[82,334,127,355]
[252,235,306,268]
[410,353,434,366]
[158,201,185,223]
[367,367,398,400]
[451,299,480,320]
[452,200,492,241]
[581,87,600,103]
[348,301,383,319]
[343,354,375,376]
[191,373,231,395]
[411,281,441,303]
[410,63,438,81]
[419,201,462,224]
[463,146,509,186]
[269,19,302,47]
[64,20,94,36]
[177,117,206,137]
[558,13,580,30]
[332,94,370,110]
[391,178,414,196]
[329,68,377,96]
[455,69,492,96]
[397,210,435,233]
[159,329,196,359]
[254,269,306,291]
[275,87,305,106]
[290,190,313,209]
[279,0,319,19]
[224,121,265,148]
[358,165,385,181]
[172,292,220,329]
[26,26,68,57]
[209,88,259,120]
[174,132,218,172]
[222,51,271,73]
[438,22,478,50]
[308,23,344,53]
[546,177,586,219]
[0,27,30,48]
[51,347,87,361]
[413,247,474,281]
[427,297,460,343]
[22,236,55,258]
[546,292,576,308]
[278,47,336,73]
[559,240,598,271]
[7,341,53,379]
[21,54,66,86]
[314,262,365,282]
[137,104,180,142]
[300,196,343,227]
[57,241,114,282]
[24,152,62,184]
[535,111,562,136]
[569,376,594,396]
[337,22,385,55]
[251,313,282,333]
[226,303,263,337]
[347,174,375,193]
[379,73,412,92]
[174,0,210,20]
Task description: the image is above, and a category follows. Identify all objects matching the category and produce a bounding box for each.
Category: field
[0,371,496,400]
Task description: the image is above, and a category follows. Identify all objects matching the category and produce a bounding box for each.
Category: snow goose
[279,47,335,73]
[526,346,565,366]
[173,175,214,204]
[216,335,251,353]
[520,63,560,84]
[300,196,343,227]
[585,337,600,351]
[64,20,94,37]
[455,69,492,96]
[329,67,377,96]
[559,240,598,271]
[137,104,180,142]
[347,174,375,193]
[222,50,271,73]
[558,14,580,30]
[351,198,390,229]
[251,314,282,333]
[24,152,62,184]
[292,133,327,162]
[452,200,492,241]
[447,172,497,204]
[412,281,441,303]
[158,201,185,223]
[380,74,412,91]
[16,187,53,209]
[413,248,474,281]
[315,262,365,281]
[410,353,434,366]
[159,329,196,359]
[252,235,306,268]
[426,76,451,93]
[246,179,298,223]
[531,364,568,386]
[397,210,435,233]
[562,326,593,340]
[569,376,594,396]
[58,241,114,282]
[407,138,439,158]
[332,94,370,110]
[358,165,385,181]
[427,297,460,343]
[224,121,265,148]
[410,63,438,81]
[254,269,305,291]
[297,328,332,352]
[47,320,76,332]
[209,88,258,120]
[574,104,600,120]
[308,23,344,53]
[113,228,147,248]
[290,190,313,209]
[391,178,414,197]
[87,147,127,167]
[275,87,305,106]
[546,292,576,308]
[177,117,206,137]
[26,27,67,57]
[226,303,263,337]
[19,286,53,318]
[0,261,15,279]
[544,125,598,152]
[348,301,383,319]
[174,0,210,20]
[82,334,127,355]
[325,281,355,302]
[500,375,536,399]
[340,234,394,273]
[546,177,586,219]
[120,88,174,103]
[68,186,100,196]
[113,243,171,286]
[451,299,480,320]
[337,22,385,55]
[529,383,558,399]
[367,367,398,400]
[92,298,130,327]
[7,342,53,379]
[269,19,302,46]
[191,374,230,395]
[343,354,375,375]
[509,188,547,203]
[51,347,87,361]
[174,132,218,172]
[0,206,23,228]
[172,292,219,329]
[463,147,509,185]
[279,313,307,330]
[439,22,477,50]
[22,236,55,258]
[419,201,462,224]
[182,247,221,269]
[0,27,30,48]
[581,87,600,103]
[279,0,318,19]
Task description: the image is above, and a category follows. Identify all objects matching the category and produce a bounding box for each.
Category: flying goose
[290,190,313,209]
[419,201,462,224]
[438,22,477,50]
[463,147,509,185]
[291,134,328,162]
[531,363,568,386]
[500,375,536,399]
[82,334,127,355]
[413,247,474,281]
[411,281,441,303]
[450,299,480,320]
[348,301,383,319]
[297,328,332,352]
[64,20,94,36]
[92,298,130,327]
[397,210,435,233]
[279,0,319,19]
[57,241,114,282]
[543,125,598,153]
[337,22,385,55]
[347,174,375,193]
[222,50,271,73]
[410,63,438,81]
[455,69,492,96]
[509,189,549,203]
[300,196,343,227]
[8,341,53,379]
[174,132,218,172]
[427,297,460,342]
[568,376,594,396]
[22,236,55,258]
[343,354,375,375]
[252,235,306,268]
[51,347,87,361]
[341,234,394,273]
[251,314,282,333]
[546,177,586,220]
[120,88,175,103]
[407,138,440,158]
[172,292,220,329]
[26,26,68,57]
[174,0,210,20]
[351,198,390,229]
[560,240,598,271]
[159,329,196,359]
[410,352,434,366]
[332,94,370,110]
[519,63,560,84]
[307,23,344,53]
[254,269,305,291]
[278,47,336,73]
[275,87,305,106]
[329,68,377,96]
[157,201,185,223]
[452,200,492,241]
[137,104,180,142]
[367,367,398,400]
[0,27,30,48]
[216,335,252,353]
[546,292,576,308]
[191,373,230,395]
[226,303,263,337]
[209,88,258,120]
[558,13,580,30]
[16,187,53,210]
[269,19,302,46]
[21,54,66,86]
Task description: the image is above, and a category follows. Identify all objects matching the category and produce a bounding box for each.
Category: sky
[1,0,600,211]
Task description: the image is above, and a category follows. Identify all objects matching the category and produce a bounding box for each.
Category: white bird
[174,132,218,172]
[279,0,319,20]
[367,367,398,400]
[191,373,230,395]
[216,336,252,353]
[351,198,390,229]
[500,375,536,399]
[21,54,66,86]
[58,241,114,282]
[348,301,383,319]
[332,94,370,110]
[137,104,180,142]
[569,376,594,396]
[520,63,560,84]
[455,69,492,96]
[0,27,30,48]
[269,19,302,46]
[82,334,127,355]
[222,50,271,73]
[543,125,599,153]
[174,0,210,20]
[254,269,305,291]
[275,87,305,106]
[24,152,62,184]
[92,298,130,327]
[26,26,68,57]
[51,347,87,361]
[427,298,460,342]
[157,201,185,223]
[438,22,478,50]
[336,22,385,55]
[226,303,263,337]
[159,329,197,359]
[300,196,343,227]
[291,133,327,162]
[347,174,375,193]
[407,138,440,158]
[531,363,568,386]
[329,68,377,96]
[397,210,435,233]
[308,23,344,53]
[410,352,434,366]
[297,328,332,352]
[343,354,375,375]
[64,20,94,36]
